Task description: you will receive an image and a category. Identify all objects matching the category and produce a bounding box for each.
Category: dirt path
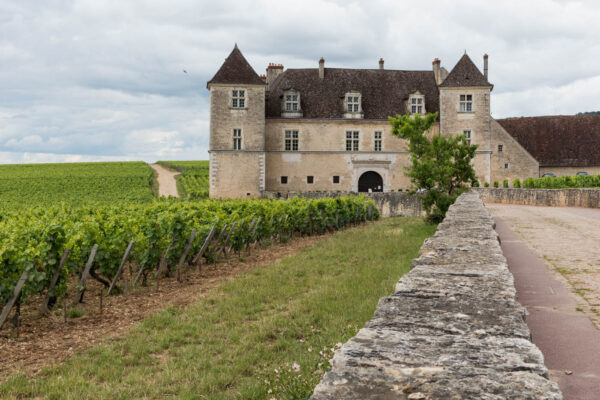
[0,231,339,381]
[150,163,180,198]
[486,204,600,327]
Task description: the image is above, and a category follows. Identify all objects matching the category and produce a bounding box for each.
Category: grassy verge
[0,217,434,399]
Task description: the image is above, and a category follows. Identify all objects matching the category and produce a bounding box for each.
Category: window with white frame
[346,131,359,151]
[374,131,382,151]
[233,129,242,150]
[463,129,472,146]
[285,130,299,151]
[232,89,245,108]
[347,96,360,112]
[408,92,425,115]
[459,94,472,112]
[285,94,299,111]
[344,92,363,118]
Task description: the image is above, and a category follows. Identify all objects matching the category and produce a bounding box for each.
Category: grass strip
[0,217,434,399]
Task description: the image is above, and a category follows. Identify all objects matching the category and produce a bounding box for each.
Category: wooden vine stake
[72,244,99,306]
[0,269,29,330]
[107,241,134,295]
[40,248,70,315]
[176,229,197,282]
[193,225,217,270]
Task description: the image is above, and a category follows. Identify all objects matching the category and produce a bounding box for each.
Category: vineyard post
[133,265,145,287]
[63,295,67,323]
[276,215,284,241]
[250,217,262,245]
[210,224,228,261]
[335,211,340,230]
[124,278,129,298]
[192,225,217,270]
[157,240,174,279]
[220,222,238,258]
[308,212,313,235]
[355,206,360,225]
[368,204,372,222]
[319,210,325,233]
[99,289,103,315]
[0,269,29,330]
[72,244,99,306]
[176,228,197,282]
[108,241,134,295]
[40,248,70,315]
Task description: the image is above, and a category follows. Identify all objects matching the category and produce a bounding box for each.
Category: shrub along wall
[310,191,562,399]
[476,187,600,208]
[277,191,424,218]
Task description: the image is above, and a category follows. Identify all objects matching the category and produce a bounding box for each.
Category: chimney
[432,58,441,85]
[259,74,266,83]
[266,63,284,87]
[483,54,489,80]
[379,58,384,70]
[319,57,325,79]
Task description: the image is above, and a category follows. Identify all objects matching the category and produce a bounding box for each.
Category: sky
[1,0,599,164]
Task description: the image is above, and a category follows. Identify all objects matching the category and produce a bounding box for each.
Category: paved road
[150,164,180,198]
[488,204,600,400]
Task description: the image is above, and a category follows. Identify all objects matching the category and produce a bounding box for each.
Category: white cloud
[0,0,599,163]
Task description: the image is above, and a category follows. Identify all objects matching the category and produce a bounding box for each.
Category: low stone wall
[310,192,562,399]
[276,191,423,218]
[476,187,600,208]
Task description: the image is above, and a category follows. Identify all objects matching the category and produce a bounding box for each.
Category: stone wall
[282,191,424,218]
[310,192,562,399]
[477,187,600,208]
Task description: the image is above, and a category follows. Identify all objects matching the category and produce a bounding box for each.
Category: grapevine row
[0,196,379,328]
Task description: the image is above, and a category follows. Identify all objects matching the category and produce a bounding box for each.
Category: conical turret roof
[207,45,265,86]
[440,54,492,88]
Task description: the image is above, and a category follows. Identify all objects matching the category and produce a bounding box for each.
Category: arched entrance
[358,171,383,192]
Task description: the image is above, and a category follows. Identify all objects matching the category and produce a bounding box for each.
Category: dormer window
[232,89,245,108]
[408,92,425,115]
[344,91,363,119]
[281,89,303,118]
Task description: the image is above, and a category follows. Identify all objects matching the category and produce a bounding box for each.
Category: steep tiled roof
[498,114,600,167]
[266,68,439,119]
[440,54,492,88]
[207,45,265,86]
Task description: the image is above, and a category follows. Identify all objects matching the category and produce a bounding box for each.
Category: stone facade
[207,47,557,198]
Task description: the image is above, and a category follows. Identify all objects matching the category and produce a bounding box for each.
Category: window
[463,129,472,146]
[459,94,472,112]
[307,176,314,184]
[285,94,299,111]
[333,176,340,184]
[498,144,503,152]
[504,163,509,169]
[232,89,245,108]
[285,130,299,151]
[281,176,288,184]
[347,96,360,112]
[408,92,425,115]
[233,129,242,150]
[374,131,382,152]
[346,131,359,151]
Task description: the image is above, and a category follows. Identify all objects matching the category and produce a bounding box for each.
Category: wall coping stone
[310,191,563,399]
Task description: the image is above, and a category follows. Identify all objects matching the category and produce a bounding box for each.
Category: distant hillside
[577,111,600,115]
[0,162,156,210]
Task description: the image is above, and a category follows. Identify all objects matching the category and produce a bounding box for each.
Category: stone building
[206,45,596,198]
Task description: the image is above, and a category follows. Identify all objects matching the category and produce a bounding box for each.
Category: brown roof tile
[440,54,492,88]
[207,45,265,86]
[266,68,439,119]
[498,114,600,167]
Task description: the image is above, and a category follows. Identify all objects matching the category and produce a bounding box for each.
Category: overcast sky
[1,0,599,164]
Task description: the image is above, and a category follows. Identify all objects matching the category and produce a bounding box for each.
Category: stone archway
[358,171,383,192]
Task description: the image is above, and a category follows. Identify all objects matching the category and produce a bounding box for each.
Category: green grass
[0,217,434,399]
[0,162,156,210]
[157,160,209,199]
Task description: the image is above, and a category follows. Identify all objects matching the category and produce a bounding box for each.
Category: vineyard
[0,196,379,331]
[0,162,156,210]
[157,160,209,199]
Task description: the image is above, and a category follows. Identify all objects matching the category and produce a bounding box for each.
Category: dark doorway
[358,171,383,192]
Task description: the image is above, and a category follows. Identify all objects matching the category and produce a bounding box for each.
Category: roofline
[207,82,266,90]
[283,67,434,73]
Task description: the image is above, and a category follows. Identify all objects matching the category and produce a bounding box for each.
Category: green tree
[389,112,477,223]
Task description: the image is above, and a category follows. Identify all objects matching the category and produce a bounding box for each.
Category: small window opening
[307,176,314,184]
[281,176,288,184]
[498,144,503,152]
[333,176,340,184]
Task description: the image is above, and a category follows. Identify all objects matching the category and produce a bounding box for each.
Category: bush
[513,178,521,188]
[472,181,480,187]
[493,181,499,188]
[502,179,509,188]
[484,182,490,188]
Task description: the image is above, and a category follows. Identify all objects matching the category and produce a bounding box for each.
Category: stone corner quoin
[309,191,563,400]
